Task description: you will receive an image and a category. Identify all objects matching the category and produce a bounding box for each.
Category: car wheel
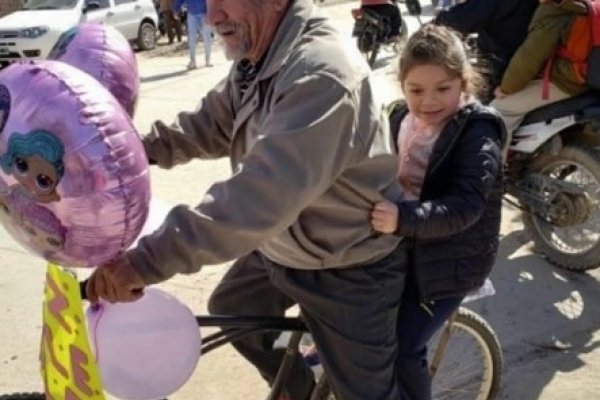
[137,21,156,51]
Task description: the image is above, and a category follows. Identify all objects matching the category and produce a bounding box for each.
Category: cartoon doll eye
[1,204,9,214]
[36,174,54,191]
[46,237,61,248]
[14,157,28,175]
[24,225,37,236]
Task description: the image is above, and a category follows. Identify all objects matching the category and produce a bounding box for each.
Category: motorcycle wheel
[522,145,600,271]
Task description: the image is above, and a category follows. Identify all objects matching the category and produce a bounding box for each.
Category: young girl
[371,24,505,399]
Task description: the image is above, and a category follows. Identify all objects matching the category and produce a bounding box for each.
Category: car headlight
[19,26,49,39]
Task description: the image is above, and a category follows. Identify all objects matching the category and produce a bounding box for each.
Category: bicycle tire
[310,308,502,400]
[431,308,503,400]
[0,393,45,400]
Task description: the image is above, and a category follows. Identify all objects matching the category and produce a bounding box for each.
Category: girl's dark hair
[398,24,487,99]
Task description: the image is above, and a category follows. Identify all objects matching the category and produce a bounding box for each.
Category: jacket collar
[389,100,507,149]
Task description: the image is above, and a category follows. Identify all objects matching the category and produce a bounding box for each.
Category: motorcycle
[505,92,600,270]
[350,1,409,67]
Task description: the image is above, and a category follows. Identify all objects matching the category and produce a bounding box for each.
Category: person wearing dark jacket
[371,25,504,400]
[434,0,539,103]
[360,0,402,38]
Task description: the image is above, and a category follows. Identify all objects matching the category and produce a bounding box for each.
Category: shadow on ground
[464,204,600,399]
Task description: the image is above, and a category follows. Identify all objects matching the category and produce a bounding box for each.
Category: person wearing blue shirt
[175,0,213,69]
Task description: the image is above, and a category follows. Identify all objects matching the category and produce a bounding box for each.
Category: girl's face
[402,64,464,127]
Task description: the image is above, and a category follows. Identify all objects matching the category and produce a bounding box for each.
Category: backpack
[542,0,600,98]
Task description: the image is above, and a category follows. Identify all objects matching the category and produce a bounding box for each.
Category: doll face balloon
[0,61,150,267]
[0,84,9,135]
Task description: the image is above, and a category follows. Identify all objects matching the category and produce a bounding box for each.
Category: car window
[21,0,78,10]
[115,0,136,5]
[85,0,111,9]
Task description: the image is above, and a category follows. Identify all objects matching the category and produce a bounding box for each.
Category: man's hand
[87,253,146,304]
[494,86,507,100]
[371,200,399,234]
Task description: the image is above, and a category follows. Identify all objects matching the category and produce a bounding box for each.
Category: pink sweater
[396,113,444,201]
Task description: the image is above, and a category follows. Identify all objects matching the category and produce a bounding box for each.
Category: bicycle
[0,284,502,400]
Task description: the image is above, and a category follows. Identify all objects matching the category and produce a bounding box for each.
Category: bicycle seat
[521,91,600,126]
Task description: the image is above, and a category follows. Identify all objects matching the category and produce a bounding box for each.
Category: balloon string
[91,304,104,364]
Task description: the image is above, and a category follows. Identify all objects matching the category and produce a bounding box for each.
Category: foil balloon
[48,23,139,117]
[0,60,150,267]
[86,288,202,400]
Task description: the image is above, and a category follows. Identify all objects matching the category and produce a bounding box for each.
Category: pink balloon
[86,288,201,400]
[0,60,150,267]
[48,23,140,117]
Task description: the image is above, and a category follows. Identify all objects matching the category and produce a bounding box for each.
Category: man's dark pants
[208,245,408,400]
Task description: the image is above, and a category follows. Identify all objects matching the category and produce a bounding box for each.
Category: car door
[81,0,112,24]
[109,0,142,40]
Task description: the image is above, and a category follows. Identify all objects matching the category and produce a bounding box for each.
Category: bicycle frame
[428,310,458,378]
[178,316,309,400]
[70,282,494,400]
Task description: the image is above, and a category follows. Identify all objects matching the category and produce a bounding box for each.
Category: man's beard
[216,22,251,61]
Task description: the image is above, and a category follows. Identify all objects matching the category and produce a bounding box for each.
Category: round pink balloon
[0,60,150,267]
[86,288,201,400]
[48,23,140,117]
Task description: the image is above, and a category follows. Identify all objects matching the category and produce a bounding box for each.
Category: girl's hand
[371,201,399,234]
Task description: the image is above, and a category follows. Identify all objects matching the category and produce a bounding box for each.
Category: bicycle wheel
[310,308,502,400]
[430,308,503,400]
[0,393,45,400]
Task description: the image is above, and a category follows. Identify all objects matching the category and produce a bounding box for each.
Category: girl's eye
[14,157,28,175]
[25,225,37,236]
[409,89,423,95]
[437,87,451,92]
[36,174,54,191]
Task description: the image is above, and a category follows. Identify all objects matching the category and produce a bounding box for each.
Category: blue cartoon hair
[0,84,10,133]
[0,129,65,178]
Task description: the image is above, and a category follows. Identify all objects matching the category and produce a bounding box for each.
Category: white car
[0,0,158,65]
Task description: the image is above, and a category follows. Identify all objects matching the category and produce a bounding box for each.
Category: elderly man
[87,0,406,399]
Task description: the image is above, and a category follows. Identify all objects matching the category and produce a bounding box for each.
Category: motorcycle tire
[356,30,379,67]
[522,145,600,271]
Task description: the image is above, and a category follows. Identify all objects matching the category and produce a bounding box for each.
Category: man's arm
[143,78,234,168]
[129,75,361,284]
[500,10,564,94]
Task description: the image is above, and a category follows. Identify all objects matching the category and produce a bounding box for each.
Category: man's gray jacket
[130,0,401,284]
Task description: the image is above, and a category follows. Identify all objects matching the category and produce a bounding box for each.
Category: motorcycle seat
[521,91,600,126]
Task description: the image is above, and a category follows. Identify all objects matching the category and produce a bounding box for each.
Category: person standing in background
[175,0,213,69]
[159,0,183,44]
